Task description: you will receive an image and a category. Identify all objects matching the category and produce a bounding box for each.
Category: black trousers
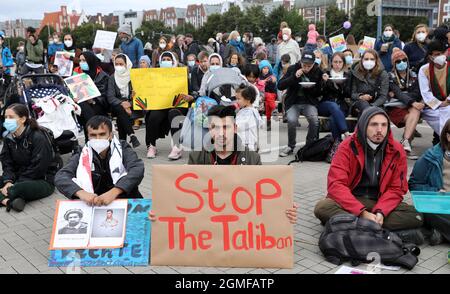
[168,107,189,143]
[351,100,371,118]
[145,109,170,147]
[111,104,134,141]
[78,101,108,141]
[424,213,450,242]
[0,177,54,204]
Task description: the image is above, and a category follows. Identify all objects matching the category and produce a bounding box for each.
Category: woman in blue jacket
[409,119,450,245]
[375,24,402,72]
[0,32,14,92]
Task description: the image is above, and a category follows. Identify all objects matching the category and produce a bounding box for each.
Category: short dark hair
[107,209,113,214]
[86,115,113,133]
[237,84,257,103]
[343,48,354,57]
[198,51,209,61]
[243,64,260,78]
[26,27,36,34]
[281,54,291,64]
[115,54,127,64]
[185,33,193,39]
[207,105,236,119]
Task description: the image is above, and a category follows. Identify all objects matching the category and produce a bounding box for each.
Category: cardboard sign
[93,30,118,51]
[49,199,151,267]
[130,68,189,110]
[64,73,101,103]
[330,34,347,53]
[49,200,128,250]
[54,52,74,77]
[359,36,376,55]
[151,165,294,268]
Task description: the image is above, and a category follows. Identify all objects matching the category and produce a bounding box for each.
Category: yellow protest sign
[130,67,189,110]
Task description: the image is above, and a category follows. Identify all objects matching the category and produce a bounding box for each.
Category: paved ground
[0,118,449,274]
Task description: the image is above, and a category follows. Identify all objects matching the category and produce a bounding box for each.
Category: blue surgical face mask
[80,62,89,72]
[396,61,408,71]
[4,119,18,133]
[160,60,173,68]
[345,55,353,65]
[187,60,195,67]
[315,58,322,66]
[210,65,221,71]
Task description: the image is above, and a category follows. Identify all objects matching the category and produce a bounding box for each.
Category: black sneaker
[429,229,443,246]
[413,129,422,138]
[130,135,141,148]
[8,198,26,212]
[394,229,425,245]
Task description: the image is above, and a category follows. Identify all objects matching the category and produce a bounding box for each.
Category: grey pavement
[0,118,449,274]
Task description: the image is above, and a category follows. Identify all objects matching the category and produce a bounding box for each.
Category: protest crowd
[0,18,449,271]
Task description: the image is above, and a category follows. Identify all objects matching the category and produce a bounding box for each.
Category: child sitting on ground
[236,84,262,151]
[256,60,277,131]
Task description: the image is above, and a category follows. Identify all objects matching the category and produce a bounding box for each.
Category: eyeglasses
[395,59,408,64]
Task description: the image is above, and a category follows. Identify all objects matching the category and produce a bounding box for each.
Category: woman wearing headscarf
[106,54,141,148]
[62,33,82,68]
[73,51,110,141]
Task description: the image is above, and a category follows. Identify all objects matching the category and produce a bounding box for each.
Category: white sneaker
[168,145,183,160]
[402,139,412,153]
[279,146,294,157]
[147,145,157,159]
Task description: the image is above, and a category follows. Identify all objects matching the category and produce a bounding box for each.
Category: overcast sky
[0,0,227,21]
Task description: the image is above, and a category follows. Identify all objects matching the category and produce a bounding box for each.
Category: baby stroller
[180,68,247,151]
[18,74,81,155]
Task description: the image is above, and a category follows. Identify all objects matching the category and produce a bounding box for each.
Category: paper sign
[93,30,118,51]
[49,200,128,250]
[64,73,101,103]
[54,52,74,77]
[49,199,151,267]
[330,34,347,53]
[151,165,294,268]
[335,265,375,274]
[359,36,376,55]
[130,68,189,110]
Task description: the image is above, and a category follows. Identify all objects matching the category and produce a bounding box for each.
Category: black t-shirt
[93,152,114,195]
[211,151,238,165]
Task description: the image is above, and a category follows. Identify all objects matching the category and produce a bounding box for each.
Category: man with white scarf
[54,116,145,206]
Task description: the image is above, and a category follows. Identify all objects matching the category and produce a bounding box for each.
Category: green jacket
[188,148,262,165]
[25,39,44,64]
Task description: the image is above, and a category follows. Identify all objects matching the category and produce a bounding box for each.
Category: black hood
[356,106,391,149]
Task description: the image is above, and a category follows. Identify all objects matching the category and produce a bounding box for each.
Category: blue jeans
[318,101,348,140]
[286,104,319,148]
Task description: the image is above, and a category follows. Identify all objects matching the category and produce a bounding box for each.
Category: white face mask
[433,54,447,66]
[282,34,289,41]
[89,139,110,154]
[363,60,376,70]
[384,30,393,38]
[159,43,166,50]
[115,65,126,74]
[416,32,427,42]
[64,40,73,47]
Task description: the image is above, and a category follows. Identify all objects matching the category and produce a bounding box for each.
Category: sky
[0,0,227,21]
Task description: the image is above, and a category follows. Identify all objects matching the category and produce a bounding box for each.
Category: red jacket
[327,130,408,217]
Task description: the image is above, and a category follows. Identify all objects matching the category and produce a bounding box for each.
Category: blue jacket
[375,36,402,72]
[320,44,333,62]
[120,37,144,68]
[1,46,14,75]
[48,43,64,58]
[403,42,427,71]
[409,144,444,192]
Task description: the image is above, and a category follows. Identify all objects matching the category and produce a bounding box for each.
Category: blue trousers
[318,101,348,140]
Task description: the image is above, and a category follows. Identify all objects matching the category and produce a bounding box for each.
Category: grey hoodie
[353,107,392,200]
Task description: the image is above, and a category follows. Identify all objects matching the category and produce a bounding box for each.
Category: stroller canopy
[205,68,247,100]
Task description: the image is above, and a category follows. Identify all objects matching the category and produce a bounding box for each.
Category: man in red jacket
[314,107,425,244]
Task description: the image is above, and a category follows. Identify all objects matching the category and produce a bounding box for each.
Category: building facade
[0,19,41,38]
[114,10,144,35]
[39,5,87,34]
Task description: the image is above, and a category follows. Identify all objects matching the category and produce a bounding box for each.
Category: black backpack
[288,135,334,164]
[319,214,420,270]
[38,127,64,181]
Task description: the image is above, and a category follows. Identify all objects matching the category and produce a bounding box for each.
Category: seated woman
[145,51,192,160]
[225,52,246,74]
[0,104,56,212]
[408,120,450,245]
[73,51,110,141]
[350,49,389,117]
[321,52,352,161]
[386,48,424,157]
[106,53,140,148]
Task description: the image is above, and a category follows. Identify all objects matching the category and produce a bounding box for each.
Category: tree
[240,6,267,36]
[263,6,308,42]
[4,37,26,53]
[71,23,104,49]
[135,20,173,45]
[38,25,56,47]
[197,14,222,43]
[321,5,348,37]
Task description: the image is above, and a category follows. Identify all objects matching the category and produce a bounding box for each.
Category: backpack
[288,135,334,164]
[38,127,64,181]
[319,214,420,270]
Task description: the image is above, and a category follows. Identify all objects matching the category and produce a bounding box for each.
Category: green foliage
[38,25,56,47]
[135,20,173,45]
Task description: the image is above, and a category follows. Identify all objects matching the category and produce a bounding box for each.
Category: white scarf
[330,69,344,78]
[72,136,127,193]
[114,54,132,98]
